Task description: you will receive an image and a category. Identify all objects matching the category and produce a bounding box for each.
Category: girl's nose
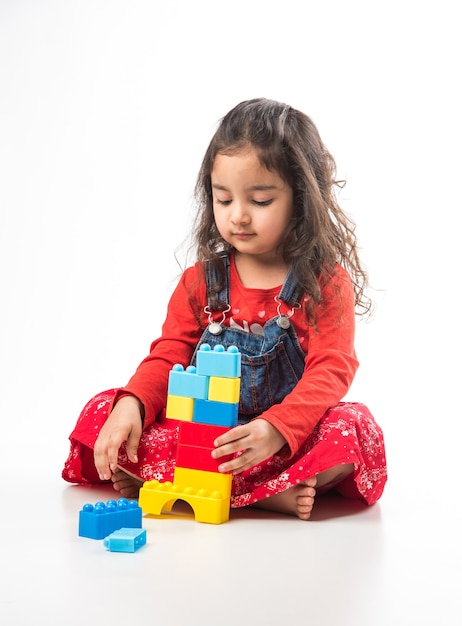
[230,202,250,225]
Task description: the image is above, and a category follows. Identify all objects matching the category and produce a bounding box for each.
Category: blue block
[193,398,239,427]
[79,498,142,540]
[167,364,209,399]
[104,528,147,552]
[196,344,241,378]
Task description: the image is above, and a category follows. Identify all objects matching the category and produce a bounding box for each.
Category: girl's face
[211,147,294,262]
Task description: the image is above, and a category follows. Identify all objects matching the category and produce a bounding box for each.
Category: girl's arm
[94,264,206,479]
[261,266,359,456]
[114,263,207,428]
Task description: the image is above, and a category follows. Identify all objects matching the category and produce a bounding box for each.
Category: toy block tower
[139,344,241,524]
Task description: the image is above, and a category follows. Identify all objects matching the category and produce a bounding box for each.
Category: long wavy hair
[192,97,372,327]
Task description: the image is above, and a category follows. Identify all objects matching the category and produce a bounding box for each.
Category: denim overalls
[190,253,307,424]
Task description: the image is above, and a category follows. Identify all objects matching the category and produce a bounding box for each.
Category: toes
[113,481,139,498]
[296,487,315,520]
[120,486,139,498]
[110,470,141,498]
[111,469,123,483]
[297,496,314,508]
[297,484,316,498]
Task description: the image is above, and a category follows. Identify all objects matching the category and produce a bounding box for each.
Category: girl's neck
[233,251,290,289]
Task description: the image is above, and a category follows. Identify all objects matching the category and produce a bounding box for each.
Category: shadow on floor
[63,482,379,524]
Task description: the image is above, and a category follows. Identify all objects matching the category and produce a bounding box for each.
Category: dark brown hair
[192,97,372,326]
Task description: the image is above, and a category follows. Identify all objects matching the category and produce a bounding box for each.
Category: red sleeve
[111,263,206,428]
[260,266,359,457]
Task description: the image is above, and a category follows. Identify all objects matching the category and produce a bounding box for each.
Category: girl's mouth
[233,232,254,239]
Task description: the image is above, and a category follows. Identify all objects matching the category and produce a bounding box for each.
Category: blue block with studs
[78,498,142,540]
[196,344,241,378]
[167,364,209,399]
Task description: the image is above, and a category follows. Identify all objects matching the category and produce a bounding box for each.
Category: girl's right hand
[93,395,143,481]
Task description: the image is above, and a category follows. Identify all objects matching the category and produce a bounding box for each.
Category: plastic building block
[104,528,147,552]
[177,421,232,472]
[173,466,232,493]
[176,439,230,472]
[193,398,238,427]
[165,394,194,421]
[208,375,240,403]
[79,498,142,540]
[173,467,233,498]
[196,344,241,378]
[139,467,232,524]
[168,364,209,399]
[178,420,229,447]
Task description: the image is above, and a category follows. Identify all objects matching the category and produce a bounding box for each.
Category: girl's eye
[253,199,273,207]
[216,198,232,206]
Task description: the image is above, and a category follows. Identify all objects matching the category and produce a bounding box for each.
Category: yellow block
[165,394,194,421]
[174,466,232,495]
[139,467,232,524]
[208,376,240,404]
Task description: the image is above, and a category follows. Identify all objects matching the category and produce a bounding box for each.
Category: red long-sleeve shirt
[115,253,359,458]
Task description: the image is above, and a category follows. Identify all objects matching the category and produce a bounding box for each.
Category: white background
[0,2,461,624]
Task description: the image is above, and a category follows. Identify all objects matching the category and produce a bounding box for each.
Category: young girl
[62,97,387,520]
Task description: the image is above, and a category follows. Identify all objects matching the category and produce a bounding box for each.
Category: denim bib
[190,253,306,423]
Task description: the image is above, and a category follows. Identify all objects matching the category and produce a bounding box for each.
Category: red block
[178,421,229,446]
[176,422,233,472]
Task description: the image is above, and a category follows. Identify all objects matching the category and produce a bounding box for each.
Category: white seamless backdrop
[0,2,460,625]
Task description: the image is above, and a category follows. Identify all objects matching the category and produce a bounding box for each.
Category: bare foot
[252,476,317,520]
[111,468,143,499]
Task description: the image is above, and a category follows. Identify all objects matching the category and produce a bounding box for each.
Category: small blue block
[196,344,241,378]
[167,364,209,399]
[79,498,142,540]
[104,528,147,553]
[193,398,239,427]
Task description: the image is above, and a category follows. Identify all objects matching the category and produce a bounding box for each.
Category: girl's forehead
[212,147,277,177]
[211,151,287,192]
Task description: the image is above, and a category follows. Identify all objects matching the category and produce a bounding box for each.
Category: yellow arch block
[139,467,232,525]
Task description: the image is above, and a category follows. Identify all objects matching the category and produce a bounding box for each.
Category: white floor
[2,415,460,626]
[1,2,461,625]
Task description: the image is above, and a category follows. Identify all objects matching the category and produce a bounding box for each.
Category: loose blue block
[104,528,147,553]
[79,498,142,540]
[193,398,239,427]
[167,364,209,399]
[196,344,241,378]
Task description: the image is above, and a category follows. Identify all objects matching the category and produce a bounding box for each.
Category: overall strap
[205,252,230,310]
[205,251,304,309]
[277,269,304,306]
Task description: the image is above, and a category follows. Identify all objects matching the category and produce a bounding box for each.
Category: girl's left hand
[211,419,286,474]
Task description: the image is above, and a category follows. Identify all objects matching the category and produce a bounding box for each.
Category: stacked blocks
[139,344,241,524]
[104,528,147,553]
[78,497,142,540]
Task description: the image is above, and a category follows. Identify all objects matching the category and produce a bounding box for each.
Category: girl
[62,98,387,520]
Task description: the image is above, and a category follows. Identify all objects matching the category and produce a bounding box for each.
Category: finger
[94,451,111,481]
[125,428,141,464]
[107,435,123,472]
[217,452,254,475]
[212,430,250,460]
[94,435,110,479]
[213,424,248,448]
